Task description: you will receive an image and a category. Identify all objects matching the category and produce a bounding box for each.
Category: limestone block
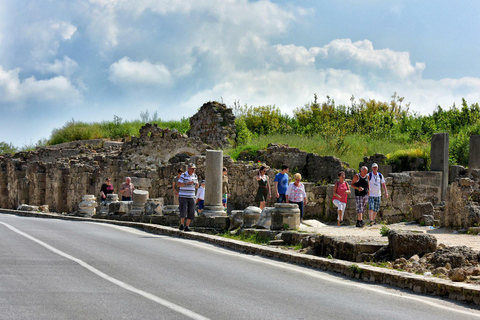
[108,201,132,215]
[411,202,434,221]
[388,230,437,260]
[17,204,40,211]
[242,206,262,228]
[78,195,97,217]
[422,215,435,226]
[162,205,179,216]
[271,203,300,231]
[390,173,412,185]
[229,210,244,231]
[132,189,149,205]
[256,207,274,229]
[145,198,163,215]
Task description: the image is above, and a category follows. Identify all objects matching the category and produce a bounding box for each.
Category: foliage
[231,94,480,168]
[349,264,364,275]
[380,225,390,237]
[385,146,430,171]
[47,113,190,146]
[0,141,17,154]
[220,231,270,245]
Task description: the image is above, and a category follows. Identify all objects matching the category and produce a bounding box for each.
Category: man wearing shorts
[351,166,369,228]
[368,163,388,225]
[177,163,199,232]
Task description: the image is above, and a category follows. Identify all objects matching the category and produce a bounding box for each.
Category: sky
[1,0,480,147]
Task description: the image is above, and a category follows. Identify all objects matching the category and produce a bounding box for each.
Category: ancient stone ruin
[188,101,236,149]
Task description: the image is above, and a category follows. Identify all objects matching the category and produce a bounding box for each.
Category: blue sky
[1,0,480,147]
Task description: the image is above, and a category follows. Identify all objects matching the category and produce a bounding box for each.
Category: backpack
[368,172,383,181]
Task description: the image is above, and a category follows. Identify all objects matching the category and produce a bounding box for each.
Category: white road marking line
[95,223,480,317]
[0,221,211,320]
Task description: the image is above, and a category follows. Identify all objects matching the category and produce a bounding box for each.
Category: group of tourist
[257,165,308,221]
[100,162,387,230]
[333,163,388,227]
[99,176,135,202]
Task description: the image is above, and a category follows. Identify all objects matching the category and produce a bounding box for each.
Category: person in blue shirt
[274,165,289,203]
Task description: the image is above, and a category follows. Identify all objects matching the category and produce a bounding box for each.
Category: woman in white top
[286,173,307,221]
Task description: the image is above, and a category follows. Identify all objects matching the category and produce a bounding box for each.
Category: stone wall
[187,101,236,149]
[442,170,480,228]
[0,135,444,225]
[238,143,355,184]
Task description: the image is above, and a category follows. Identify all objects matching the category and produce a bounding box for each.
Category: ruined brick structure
[188,101,236,149]
[0,104,478,228]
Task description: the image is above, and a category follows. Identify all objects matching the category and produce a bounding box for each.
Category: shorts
[368,196,381,212]
[179,197,196,219]
[355,195,369,214]
[222,193,227,205]
[198,199,204,210]
[333,199,346,212]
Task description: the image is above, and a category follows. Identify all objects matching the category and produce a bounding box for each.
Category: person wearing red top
[333,171,351,226]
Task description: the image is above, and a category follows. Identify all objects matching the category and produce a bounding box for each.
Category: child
[196,180,205,213]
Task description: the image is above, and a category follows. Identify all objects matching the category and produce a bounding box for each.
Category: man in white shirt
[368,163,388,225]
[177,163,199,231]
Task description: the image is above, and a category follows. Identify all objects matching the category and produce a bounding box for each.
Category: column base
[201,205,226,217]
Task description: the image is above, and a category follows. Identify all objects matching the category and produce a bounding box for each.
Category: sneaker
[360,220,365,227]
[355,220,361,228]
[179,224,184,231]
[184,226,191,232]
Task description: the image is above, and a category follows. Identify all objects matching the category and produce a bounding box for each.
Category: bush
[0,141,17,154]
[385,147,430,171]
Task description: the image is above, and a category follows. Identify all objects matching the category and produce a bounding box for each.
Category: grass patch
[219,231,270,245]
[225,133,427,169]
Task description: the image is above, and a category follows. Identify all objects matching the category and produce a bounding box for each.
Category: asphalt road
[1,214,480,320]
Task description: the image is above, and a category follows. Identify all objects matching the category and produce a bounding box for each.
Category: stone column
[469,135,480,174]
[202,150,226,217]
[430,133,449,201]
[131,189,149,215]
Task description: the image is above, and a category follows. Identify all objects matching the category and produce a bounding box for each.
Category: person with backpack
[368,163,388,226]
[351,166,369,227]
[333,171,351,226]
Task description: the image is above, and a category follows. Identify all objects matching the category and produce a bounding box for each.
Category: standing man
[119,177,134,201]
[368,163,388,225]
[172,169,184,205]
[351,166,369,227]
[274,165,289,203]
[177,163,199,232]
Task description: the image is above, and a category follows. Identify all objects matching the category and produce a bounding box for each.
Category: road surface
[1,214,480,320]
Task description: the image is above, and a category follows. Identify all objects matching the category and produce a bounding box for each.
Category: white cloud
[108,57,172,86]
[311,39,425,80]
[275,44,315,67]
[37,56,79,77]
[0,65,82,106]
[51,22,77,40]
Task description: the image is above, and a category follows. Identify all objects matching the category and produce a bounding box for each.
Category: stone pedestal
[430,133,449,201]
[163,205,180,217]
[145,198,164,215]
[131,189,149,215]
[256,207,274,229]
[79,195,96,217]
[469,135,480,174]
[229,210,244,230]
[99,193,119,215]
[242,206,262,228]
[203,150,226,217]
[271,203,300,230]
[109,201,131,215]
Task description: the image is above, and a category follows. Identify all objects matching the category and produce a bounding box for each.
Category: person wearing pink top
[286,173,307,221]
[333,171,351,226]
